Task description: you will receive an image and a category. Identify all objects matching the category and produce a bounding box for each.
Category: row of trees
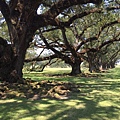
[0,0,120,82]
[25,1,120,74]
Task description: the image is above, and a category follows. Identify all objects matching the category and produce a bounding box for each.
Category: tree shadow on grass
[1,68,120,120]
[47,98,120,120]
[0,95,119,120]
[0,78,120,120]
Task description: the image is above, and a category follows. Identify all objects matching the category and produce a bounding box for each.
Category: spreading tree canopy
[0,0,120,82]
[25,0,120,74]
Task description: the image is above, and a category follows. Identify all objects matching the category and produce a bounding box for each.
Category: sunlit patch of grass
[23,68,72,81]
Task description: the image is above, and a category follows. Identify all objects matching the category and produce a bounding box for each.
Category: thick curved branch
[0,0,18,46]
[76,37,98,52]
[97,20,120,38]
[39,29,71,62]
[61,8,102,27]
[107,5,120,11]
[109,49,120,61]
[98,38,120,50]
[32,0,102,30]
[61,27,77,57]
[98,32,120,50]
[25,54,58,62]
[43,0,102,19]
[0,0,10,22]
[76,20,120,52]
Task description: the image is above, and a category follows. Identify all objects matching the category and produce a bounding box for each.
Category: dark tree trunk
[14,39,29,78]
[0,38,17,82]
[109,61,115,68]
[89,63,95,73]
[89,62,100,73]
[71,63,82,75]
[0,36,29,83]
[101,62,107,70]
[10,36,30,82]
[86,51,101,73]
[70,58,82,75]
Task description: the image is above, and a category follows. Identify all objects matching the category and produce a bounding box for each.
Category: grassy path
[0,67,120,120]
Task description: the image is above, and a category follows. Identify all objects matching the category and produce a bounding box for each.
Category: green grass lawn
[0,67,120,120]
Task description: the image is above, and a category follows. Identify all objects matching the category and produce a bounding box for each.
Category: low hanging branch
[25,29,71,63]
[61,8,102,27]
[61,27,77,56]
[76,37,98,52]
[76,19,120,52]
[97,20,120,38]
[38,29,72,62]
[98,33,120,50]
[25,54,58,62]
[39,58,60,72]
[107,6,120,11]
[109,49,120,61]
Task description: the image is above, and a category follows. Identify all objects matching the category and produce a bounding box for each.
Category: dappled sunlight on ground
[0,67,120,120]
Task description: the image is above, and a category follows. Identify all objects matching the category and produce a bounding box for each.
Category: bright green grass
[23,68,72,81]
[0,67,120,120]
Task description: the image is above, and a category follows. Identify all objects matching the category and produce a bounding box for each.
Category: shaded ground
[0,79,81,100]
[0,69,120,120]
[0,73,102,100]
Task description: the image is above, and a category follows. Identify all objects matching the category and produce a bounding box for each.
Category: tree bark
[71,63,82,75]
[0,33,30,83]
[0,38,17,82]
[14,43,28,78]
[89,63,100,73]
[0,42,29,82]
[87,52,101,73]
[70,58,82,75]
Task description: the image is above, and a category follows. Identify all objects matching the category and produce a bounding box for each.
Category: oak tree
[0,0,104,82]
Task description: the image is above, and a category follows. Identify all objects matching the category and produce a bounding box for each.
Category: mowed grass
[0,66,120,120]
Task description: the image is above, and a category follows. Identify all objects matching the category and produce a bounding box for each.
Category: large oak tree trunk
[89,62,100,73]
[71,63,82,75]
[0,36,29,83]
[70,58,82,75]
[87,52,100,73]
[0,38,16,82]
[109,61,115,68]
[14,38,29,78]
